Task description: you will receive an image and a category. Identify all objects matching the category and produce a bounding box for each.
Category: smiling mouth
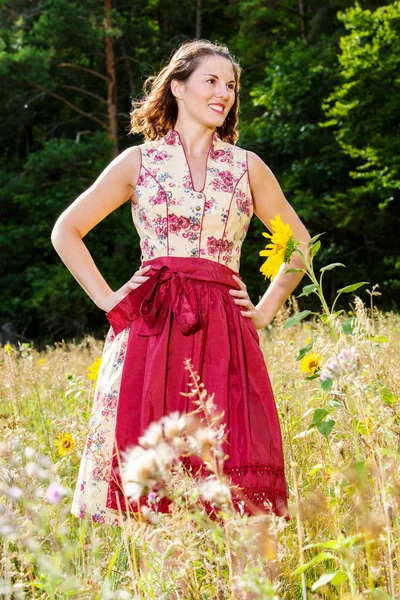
[209,105,225,114]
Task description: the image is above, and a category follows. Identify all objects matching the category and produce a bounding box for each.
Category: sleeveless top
[132,128,253,272]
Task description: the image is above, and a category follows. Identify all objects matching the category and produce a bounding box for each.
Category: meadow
[0,290,399,599]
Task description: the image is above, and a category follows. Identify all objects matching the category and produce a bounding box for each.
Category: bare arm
[50,145,149,312]
[247,150,312,326]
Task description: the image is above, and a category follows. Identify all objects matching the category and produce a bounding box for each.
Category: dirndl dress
[70,129,290,525]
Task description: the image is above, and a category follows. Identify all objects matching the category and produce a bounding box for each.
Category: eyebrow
[202,73,236,84]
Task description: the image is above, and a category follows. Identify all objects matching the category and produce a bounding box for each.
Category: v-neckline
[170,128,217,194]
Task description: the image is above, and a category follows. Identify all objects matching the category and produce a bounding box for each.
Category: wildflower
[198,478,232,507]
[24,446,36,460]
[162,411,187,440]
[3,344,13,356]
[138,421,164,448]
[87,357,102,381]
[8,486,23,502]
[320,346,361,381]
[46,481,68,504]
[55,432,75,457]
[300,352,322,375]
[121,442,176,496]
[259,214,298,281]
[305,337,312,345]
[25,461,48,480]
[37,357,45,366]
[187,427,217,458]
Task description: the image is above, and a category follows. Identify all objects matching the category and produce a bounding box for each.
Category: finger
[136,265,152,274]
[231,274,247,290]
[127,277,150,288]
[233,298,253,307]
[131,276,151,283]
[229,289,248,298]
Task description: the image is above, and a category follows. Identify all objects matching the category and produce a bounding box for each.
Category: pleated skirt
[71,256,290,526]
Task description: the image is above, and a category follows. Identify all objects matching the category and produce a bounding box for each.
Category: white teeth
[209,104,224,113]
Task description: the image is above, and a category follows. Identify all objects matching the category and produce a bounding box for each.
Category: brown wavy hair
[129,39,242,145]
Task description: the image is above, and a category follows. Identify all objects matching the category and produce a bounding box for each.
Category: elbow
[50,217,79,250]
[50,217,65,249]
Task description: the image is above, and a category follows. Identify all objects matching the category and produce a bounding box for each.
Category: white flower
[121,446,159,484]
[154,441,177,475]
[24,447,36,460]
[25,461,48,480]
[187,427,217,456]
[138,422,164,448]
[161,411,187,440]
[8,486,23,502]
[124,481,144,502]
[121,442,176,489]
[198,478,231,507]
[46,481,68,504]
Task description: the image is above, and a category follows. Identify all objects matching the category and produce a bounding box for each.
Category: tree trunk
[298,0,307,41]
[104,0,118,155]
[196,0,202,38]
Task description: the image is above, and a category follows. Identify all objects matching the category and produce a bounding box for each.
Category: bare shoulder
[246,149,275,184]
[116,144,142,190]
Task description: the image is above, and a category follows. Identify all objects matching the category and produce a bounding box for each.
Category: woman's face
[172,55,236,129]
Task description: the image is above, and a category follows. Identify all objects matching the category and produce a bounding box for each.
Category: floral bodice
[132,128,253,272]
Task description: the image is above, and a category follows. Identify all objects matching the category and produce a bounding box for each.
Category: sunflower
[259,215,298,281]
[55,432,75,457]
[87,356,102,381]
[300,352,322,375]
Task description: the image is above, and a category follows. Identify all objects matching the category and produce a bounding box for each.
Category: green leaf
[311,572,339,591]
[310,240,321,258]
[369,335,389,343]
[319,263,346,274]
[317,420,335,438]
[336,281,369,295]
[308,232,325,246]
[285,268,305,273]
[306,373,320,380]
[297,283,318,298]
[381,387,396,405]
[310,408,328,428]
[333,310,344,317]
[319,314,330,324]
[296,340,314,361]
[282,310,311,329]
[341,317,356,335]
[291,551,334,576]
[320,377,333,391]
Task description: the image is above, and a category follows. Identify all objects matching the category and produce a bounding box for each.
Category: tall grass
[0,294,399,599]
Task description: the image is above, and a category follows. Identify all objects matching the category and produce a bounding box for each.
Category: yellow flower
[87,356,102,381]
[37,357,45,366]
[55,433,75,457]
[305,337,312,345]
[3,344,13,356]
[259,215,298,281]
[300,352,322,375]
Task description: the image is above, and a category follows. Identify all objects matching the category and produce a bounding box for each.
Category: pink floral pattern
[71,129,254,526]
[131,128,253,272]
[71,325,130,526]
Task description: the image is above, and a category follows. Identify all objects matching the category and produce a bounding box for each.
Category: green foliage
[0,0,398,344]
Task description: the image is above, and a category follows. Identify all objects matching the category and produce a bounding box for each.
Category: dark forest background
[0,0,399,348]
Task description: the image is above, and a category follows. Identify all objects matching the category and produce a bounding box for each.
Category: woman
[51,39,311,527]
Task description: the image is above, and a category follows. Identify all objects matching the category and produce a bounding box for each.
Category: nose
[215,82,231,100]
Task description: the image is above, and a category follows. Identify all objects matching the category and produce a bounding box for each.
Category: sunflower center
[62,440,71,448]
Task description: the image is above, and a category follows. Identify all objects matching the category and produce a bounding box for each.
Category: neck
[171,123,216,157]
